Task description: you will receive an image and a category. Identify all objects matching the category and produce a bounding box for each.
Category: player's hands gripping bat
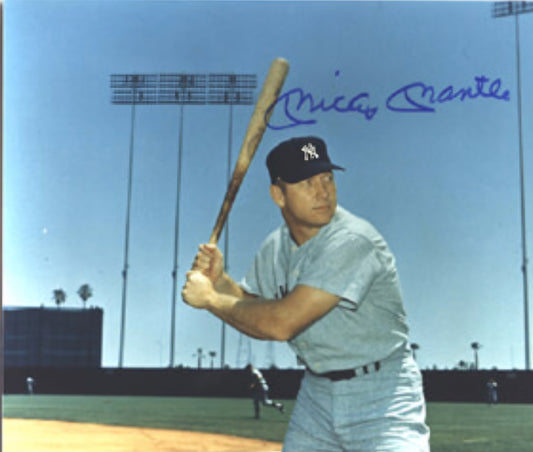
[191,243,224,284]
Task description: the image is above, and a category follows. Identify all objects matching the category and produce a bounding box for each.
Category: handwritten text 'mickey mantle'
[266,74,511,130]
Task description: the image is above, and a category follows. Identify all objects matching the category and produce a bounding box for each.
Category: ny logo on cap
[301,143,319,161]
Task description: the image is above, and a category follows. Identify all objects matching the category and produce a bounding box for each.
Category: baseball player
[245,364,284,419]
[26,376,35,395]
[182,136,430,451]
[486,378,498,405]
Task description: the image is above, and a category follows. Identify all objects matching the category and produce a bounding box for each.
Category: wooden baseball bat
[208,57,290,244]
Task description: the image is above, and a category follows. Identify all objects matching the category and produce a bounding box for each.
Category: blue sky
[3,0,533,371]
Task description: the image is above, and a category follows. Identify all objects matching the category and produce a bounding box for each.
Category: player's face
[271,171,337,244]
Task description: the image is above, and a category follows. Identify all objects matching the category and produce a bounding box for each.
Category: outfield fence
[4,367,533,403]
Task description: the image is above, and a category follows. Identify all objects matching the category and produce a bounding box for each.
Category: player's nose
[314,179,330,199]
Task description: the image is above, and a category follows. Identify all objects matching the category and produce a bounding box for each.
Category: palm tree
[411,343,420,361]
[77,284,93,309]
[471,342,482,369]
[52,289,67,308]
[209,351,217,368]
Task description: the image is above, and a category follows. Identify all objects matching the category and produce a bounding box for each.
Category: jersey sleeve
[239,230,282,299]
[297,232,382,308]
[240,254,261,296]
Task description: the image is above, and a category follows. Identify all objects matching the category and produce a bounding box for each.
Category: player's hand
[182,270,215,309]
[192,244,224,284]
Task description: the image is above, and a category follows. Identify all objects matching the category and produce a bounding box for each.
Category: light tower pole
[111,74,158,367]
[160,73,207,367]
[492,1,533,369]
[208,73,257,367]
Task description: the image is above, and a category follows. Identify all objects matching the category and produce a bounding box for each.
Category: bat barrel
[208,58,289,245]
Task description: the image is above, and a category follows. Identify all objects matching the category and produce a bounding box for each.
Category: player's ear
[270,184,285,208]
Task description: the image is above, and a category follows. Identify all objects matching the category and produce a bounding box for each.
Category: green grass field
[3,395,533,451]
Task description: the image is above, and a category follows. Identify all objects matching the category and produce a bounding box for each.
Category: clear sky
[3,0,533,371]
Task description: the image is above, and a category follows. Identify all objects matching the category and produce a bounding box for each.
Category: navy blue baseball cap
[266,136,344,184]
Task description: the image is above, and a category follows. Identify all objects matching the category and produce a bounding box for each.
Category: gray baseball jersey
[240,205,411,373]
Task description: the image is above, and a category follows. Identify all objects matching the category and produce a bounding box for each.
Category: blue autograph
[266,71,378,130]
[266,75,510,130]
[386,76,510,113]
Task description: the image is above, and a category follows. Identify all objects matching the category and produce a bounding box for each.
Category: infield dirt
[3,418,283,452]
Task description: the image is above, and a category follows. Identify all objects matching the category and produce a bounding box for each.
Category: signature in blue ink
[266,74,510,129]
[266,71,378,130]
[386,76,510,113]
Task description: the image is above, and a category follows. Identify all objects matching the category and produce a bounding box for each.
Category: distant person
[486,378,498,405]
[245,364,284,419]
[26,376,35,395]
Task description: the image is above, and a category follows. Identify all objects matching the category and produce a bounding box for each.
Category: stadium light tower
[492,1,533,369]
[159,73,207,367]
[111,74,158,368]
[111,72,256,369]
[208,73,257,368]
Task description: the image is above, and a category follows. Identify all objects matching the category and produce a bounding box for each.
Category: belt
[307,361,381,381]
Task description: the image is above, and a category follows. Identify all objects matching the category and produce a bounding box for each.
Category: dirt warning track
[3,418,283,452]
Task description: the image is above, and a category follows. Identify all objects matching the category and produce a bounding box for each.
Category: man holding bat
[182,136,430,451]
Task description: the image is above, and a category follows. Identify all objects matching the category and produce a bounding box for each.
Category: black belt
[308,361,381,381]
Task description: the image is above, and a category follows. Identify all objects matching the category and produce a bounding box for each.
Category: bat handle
[208,200,228,244]
[208,230,219,245]
[208,184,236,245]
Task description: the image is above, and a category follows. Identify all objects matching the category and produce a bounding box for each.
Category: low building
[3,306,103,368]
